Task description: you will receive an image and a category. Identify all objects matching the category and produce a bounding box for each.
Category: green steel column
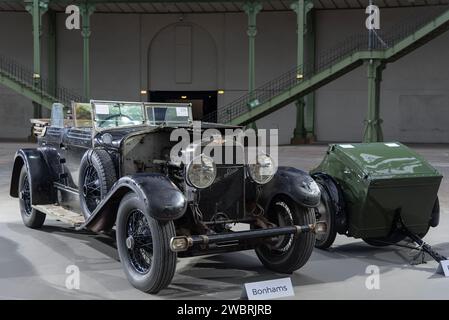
[80,3,95,100]
[47,9,57,97]
[304,5,316,142]
[243,1,262,130]
[363,59,384,143]
[290,0,314,144]
[25,0,48,118]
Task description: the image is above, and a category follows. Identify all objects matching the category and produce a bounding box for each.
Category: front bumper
[170,222,326,252]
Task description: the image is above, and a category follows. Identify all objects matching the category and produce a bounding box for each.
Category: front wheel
[255,197,316,273]
[116,193,176,294]
[18,166,46,229]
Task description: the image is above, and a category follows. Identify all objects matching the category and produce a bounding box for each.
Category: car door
[61,128,93,188]
[42,126,63,152]
[60,103,94,189]
[38,103,65,180]
[40,103,65,150]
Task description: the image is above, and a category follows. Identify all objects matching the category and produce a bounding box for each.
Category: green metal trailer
[311,142,442,250]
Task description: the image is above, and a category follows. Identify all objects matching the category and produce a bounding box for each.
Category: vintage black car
[10,100,323,293]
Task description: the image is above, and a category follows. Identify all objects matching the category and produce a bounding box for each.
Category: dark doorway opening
[149,91,217,121]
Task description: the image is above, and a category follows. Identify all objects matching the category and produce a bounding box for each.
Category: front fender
[258,166,321,212]
[82,173,187,232]
[10,149,57,205]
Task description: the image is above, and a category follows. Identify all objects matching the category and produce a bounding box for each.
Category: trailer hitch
[400,227,447,264]
[397,217,447,264]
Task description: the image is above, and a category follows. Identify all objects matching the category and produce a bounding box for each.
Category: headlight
[186,154,216,189]
[248,153,276,184]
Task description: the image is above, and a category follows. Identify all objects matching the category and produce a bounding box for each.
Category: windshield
[145,103,193,125]
[92,101,145,129]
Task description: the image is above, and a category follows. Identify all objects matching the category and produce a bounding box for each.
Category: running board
[32,204,85,227]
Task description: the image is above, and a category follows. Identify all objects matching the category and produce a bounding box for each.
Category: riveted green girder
[228,7,449,145]
[47,9,57,96]
[79,3,96,100]
[24,0,48,84]
[363,59,385,143]
[230,51,385,126]
[290,0,315,144]
[0,73,55,109]
[243,0,262,131]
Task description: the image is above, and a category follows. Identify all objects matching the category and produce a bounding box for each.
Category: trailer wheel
[416,196,440,239]
[255,196,316,273]
[116,192,176,294]
[314,183,337,249]
[79,149,117,219]
[18,166,46,229]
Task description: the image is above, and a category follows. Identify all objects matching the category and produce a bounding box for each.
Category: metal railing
[204,7,448,124]
[0,54,85,107]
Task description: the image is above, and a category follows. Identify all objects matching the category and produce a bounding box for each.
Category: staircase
[0,54,84,109]
[208,7,449,126]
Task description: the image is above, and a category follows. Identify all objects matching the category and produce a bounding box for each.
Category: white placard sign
[95,104,110,115]
[243,277,294,300]
[176,107,189,117]
[385,142,400,147]
[339,144,355,149]
[436,260,449,277]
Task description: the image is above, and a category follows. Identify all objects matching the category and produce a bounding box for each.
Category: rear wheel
[419,196,440,238]
[255,197,316,273]
[116,193,176,293]
[18,166,46,229]
[79,149,116,219]
[314,183,337,249]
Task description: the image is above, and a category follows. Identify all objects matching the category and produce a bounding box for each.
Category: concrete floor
[0,142,448,300]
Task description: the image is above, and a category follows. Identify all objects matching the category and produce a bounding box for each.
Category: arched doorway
[147,22,218,120]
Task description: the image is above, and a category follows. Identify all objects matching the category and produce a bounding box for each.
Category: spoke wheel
[116,193,176,294]
[126,209,154,274]
[21,175,32,216]
[255,197,316,274]
[268,201,294,254]
[82,165,102,212]
[18,166,45,229]
[79,149,117,219]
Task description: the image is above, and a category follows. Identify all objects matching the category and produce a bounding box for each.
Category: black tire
[314,183,337,249]
[433,196,440,219]
[79,149,117,219]
[419,196,440,238]
[395,196,440,240]
[255,196,316,273]
[18,166,46,229]
[116,192,177,293]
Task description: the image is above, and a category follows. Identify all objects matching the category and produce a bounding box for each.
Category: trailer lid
[332,142,441,179]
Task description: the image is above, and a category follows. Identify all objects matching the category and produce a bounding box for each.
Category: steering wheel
[98,114,134,128]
